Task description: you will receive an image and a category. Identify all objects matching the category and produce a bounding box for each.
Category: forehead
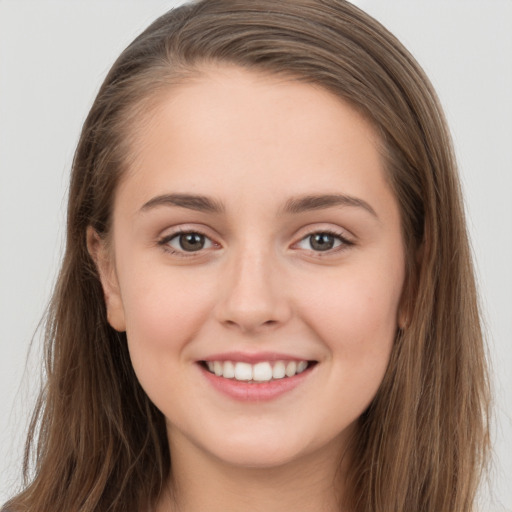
[115,65,396,220]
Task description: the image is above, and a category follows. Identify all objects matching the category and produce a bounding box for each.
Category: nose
[214,245,292,334]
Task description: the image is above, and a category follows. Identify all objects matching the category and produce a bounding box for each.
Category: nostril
[221,316,281,333]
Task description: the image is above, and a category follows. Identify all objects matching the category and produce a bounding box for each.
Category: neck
[156,428,352,512]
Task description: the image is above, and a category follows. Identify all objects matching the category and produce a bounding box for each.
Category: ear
[86,226,126,332]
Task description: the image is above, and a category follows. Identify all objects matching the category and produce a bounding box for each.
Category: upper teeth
[206,360,309,382]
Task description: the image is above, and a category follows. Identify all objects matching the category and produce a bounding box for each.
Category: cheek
[116,262,217,373]
[303,274,401,344]
[297,261,403,385]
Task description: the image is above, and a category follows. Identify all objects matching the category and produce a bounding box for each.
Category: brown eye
[179,233,205,251]
[295,231,351,253]
[309,233,336,251]
[163,232,214,253]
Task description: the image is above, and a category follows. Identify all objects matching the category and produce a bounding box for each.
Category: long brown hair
[5,1,490,511]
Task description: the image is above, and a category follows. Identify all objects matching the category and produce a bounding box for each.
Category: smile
[198,353,318,401]
[204,360,311,382]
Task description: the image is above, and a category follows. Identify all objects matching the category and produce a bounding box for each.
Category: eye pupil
[180,233,205,251]
[310,233,335,251]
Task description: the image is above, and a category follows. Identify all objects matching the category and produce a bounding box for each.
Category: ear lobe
[86,226,126,332]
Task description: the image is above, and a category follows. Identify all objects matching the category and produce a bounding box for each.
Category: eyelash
[157,228,354,258]
[294,229,354,254]
[157,229,216,258]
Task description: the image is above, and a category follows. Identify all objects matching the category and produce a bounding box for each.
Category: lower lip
[199,364,313,401]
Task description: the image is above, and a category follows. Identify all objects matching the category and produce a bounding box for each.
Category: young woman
[3,1,490,511]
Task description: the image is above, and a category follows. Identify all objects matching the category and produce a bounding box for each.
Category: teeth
[272,361,286,379]
[223,361,235,379]
[285,361,297,377]
[297,361,308,373]
[204,360,310,382]
[214,361,223,377]
[234,362,252,381]
[253,362,273,382]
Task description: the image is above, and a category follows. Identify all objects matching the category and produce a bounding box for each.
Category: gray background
[1,1,511,509]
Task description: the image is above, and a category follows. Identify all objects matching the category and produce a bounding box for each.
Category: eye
[160,231,215,253]
[295,231,351,252]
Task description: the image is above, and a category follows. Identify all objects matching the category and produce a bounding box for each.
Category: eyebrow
[141,193,225,214]
[140,192,377,218]
[280,194,378,218]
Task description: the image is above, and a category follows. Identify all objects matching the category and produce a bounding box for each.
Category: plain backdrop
[1,1,511,509]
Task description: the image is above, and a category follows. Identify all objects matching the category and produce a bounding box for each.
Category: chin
[213,444,305,470]
[201,426,333,470]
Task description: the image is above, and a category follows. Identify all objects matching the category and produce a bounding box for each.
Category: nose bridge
[215,236,290,332]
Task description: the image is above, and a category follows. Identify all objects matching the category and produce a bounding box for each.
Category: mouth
[199,359,317,383]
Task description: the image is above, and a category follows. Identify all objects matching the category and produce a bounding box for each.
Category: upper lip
[200,351,315,364]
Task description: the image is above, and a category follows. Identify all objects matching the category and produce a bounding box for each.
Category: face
[91,66,406,470]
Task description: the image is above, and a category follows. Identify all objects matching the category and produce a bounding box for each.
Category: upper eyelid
[293,224,355,242]
[157,223,355,246]
[158,225,351,238]
[299,230,351,242]
[159,228,216,246]
[159,224,215,240]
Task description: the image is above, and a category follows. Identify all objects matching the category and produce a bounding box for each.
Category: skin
[88,66,406,512]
